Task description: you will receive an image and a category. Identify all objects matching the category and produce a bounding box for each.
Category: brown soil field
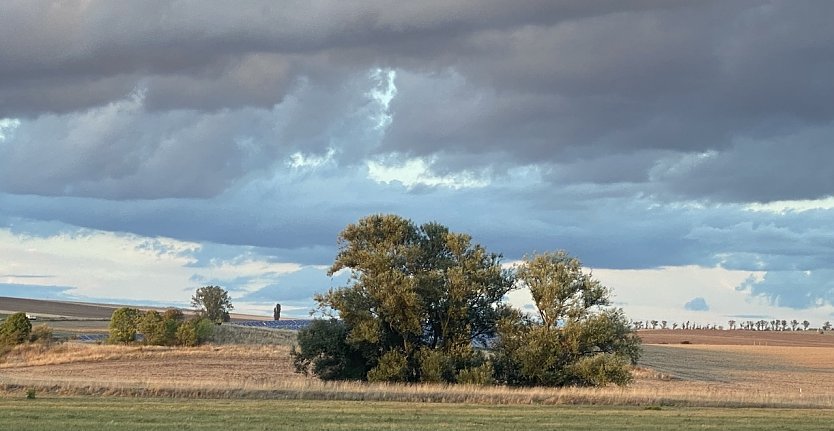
[638,329,834,346]
[0,296,118,320]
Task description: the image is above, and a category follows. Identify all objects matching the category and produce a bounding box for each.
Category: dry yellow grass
[3,341,834,408]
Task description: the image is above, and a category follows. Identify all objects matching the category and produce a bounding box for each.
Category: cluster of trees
[292,214,640,387]
[0,312,52,355]
[109,308,214,346]
[108,285,234,345]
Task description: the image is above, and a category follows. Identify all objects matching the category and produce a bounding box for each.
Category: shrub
[0,312,32,345]
[109,308,141,344]
[138,311,167,345]
[193,318,215,344]
[367,350,408,383]
[162,309,185,321]
[418,348,453,383]
[567,354,633,386]
[29,324,54,344]
[176,322,198,347]
[457,362,495,385]
[292,319,367,380]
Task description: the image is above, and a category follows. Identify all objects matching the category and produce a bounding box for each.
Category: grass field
[1,398,832,431]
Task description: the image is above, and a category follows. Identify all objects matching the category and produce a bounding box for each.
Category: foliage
[417,348,453,383]
[109,308,142,344]
[175,317,214,347]
[138,311,168,345]
[111,306,212,347]
[296,215,640,387]
[29,324,54,344]
[292,319,366,380]
[491,251,640,386]
[176,321,198,347]
[311,214,514,382]
[456,362,494,385]
[192,286,234,323]
[0,312,32,345]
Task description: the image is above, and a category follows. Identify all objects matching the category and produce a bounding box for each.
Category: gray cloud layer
[2,1,834,310]
[2,1,834,202]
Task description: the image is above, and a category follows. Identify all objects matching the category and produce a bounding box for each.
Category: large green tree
[306,214,513,382]
[492,251,640,386]
[192,286,233,323]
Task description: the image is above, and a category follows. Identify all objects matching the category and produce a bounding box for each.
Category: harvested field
[3,340,834,408]
[638,329,834,346]
[0,343,301,394]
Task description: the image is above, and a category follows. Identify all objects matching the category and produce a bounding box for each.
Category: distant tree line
[633,319,830,332]
[292,214,641,387]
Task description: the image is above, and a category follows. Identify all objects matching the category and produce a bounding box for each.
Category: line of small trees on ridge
[634,319,830,331]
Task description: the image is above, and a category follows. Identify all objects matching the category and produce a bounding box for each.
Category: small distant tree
[192,286,233,323]
[802,320,810,331]
[823,321,832,331]
[728,320,736,330]
[650,320,658,330]
[0,312,32,345]
[791,319,799,331]
[672,322,679,330]
[660,320,667,329]
[109,308,142,344]
[273,303,281,321]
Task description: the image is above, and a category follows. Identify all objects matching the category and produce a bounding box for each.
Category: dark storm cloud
[2,1,834,311]
[3,1,834,202]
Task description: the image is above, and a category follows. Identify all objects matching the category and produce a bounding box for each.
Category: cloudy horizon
[2,1,834,325]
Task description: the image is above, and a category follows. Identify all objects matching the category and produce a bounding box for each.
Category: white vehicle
[26,313,37,320]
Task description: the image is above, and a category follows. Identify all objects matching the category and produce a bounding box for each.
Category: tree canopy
[492,252,640,386]
[192,286,234,323]
[302,214,513,383]
[294,214,640,387]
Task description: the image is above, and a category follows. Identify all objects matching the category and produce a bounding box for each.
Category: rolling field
[3,334,834,408]
[4,302,834,428]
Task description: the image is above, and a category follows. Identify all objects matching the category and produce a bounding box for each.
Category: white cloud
[745,197,834,214]
[0,227,304,313]
[0,118,20,141]
[367,157,489,189]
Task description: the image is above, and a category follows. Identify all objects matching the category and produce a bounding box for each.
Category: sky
[2,1,834,325]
